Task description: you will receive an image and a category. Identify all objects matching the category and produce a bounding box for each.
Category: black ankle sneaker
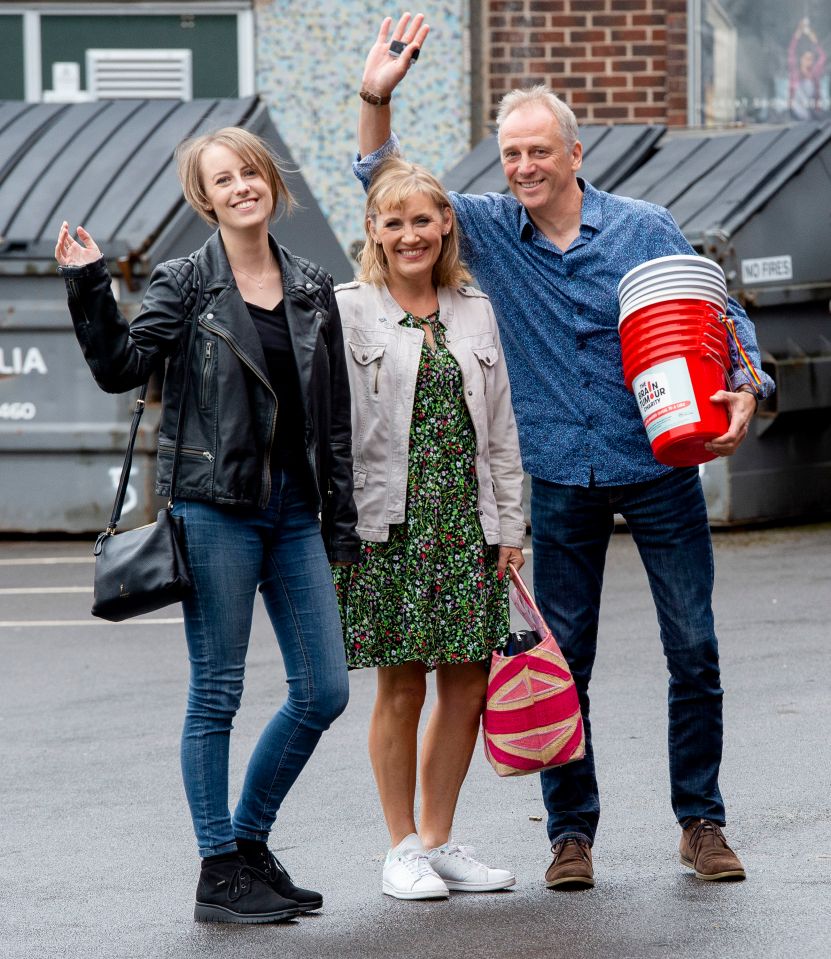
[237,841,323,913]
[194,856,300,924]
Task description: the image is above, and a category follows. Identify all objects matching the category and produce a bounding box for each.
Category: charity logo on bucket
[633,357,700,442]
[636,372,669,411]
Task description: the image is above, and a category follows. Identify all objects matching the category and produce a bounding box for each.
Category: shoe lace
[262,850,292,884]
[226,864,253,903]
[552,838,590,864]
[400,852,435,879]
[442,842,476,861]
[688,819,727,849]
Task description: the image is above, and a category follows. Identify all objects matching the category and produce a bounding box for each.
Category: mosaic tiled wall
[255,2,470,265]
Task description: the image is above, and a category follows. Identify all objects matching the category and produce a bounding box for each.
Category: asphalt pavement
[1,523,829,959]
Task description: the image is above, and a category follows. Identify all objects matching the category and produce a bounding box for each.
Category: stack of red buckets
[618,255,731,467]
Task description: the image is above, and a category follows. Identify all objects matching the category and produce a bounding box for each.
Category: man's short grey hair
[496,85,580,150]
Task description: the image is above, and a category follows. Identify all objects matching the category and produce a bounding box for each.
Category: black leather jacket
[60,230,359,563]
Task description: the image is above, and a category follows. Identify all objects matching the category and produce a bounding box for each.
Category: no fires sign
[741,255,793,284]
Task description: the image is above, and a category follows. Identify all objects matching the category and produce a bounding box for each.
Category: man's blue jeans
[531,467,725,847]
[173,468,349,857]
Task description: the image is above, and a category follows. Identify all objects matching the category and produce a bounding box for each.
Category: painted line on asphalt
[0,587,93,594]
[0,618,184,627]
[0,557,94,566]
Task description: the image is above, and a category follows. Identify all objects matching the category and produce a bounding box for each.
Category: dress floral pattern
[334,309,508,670]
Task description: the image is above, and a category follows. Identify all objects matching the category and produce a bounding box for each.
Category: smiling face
[198,143,274,233]
[499,103,583,214]
[369,192,452,288]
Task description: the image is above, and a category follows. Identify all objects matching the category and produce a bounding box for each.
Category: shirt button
[305,282,313,289]
[206,313,214,320]
[315,312,322,320]
[468,390,473,396]
[362,353,368,361]
[576,306,584,316]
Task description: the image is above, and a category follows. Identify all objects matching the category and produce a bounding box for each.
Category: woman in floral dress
[335,157,526,899]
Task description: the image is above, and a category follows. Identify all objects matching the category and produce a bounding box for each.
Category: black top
[247,299,307,472]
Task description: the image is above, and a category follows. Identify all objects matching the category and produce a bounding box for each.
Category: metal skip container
[0,96,352,534]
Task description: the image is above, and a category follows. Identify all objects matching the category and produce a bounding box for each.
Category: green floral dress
[334,309,508,671]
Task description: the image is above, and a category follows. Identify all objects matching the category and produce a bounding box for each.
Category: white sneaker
[427,841,516,892]
[382,834,450,900]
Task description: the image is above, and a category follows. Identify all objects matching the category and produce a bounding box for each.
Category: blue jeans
[173,469,349,857]
[531,467,725,847]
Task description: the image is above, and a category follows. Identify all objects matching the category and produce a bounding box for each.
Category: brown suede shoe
[680,820,746,881]
[545,838,594,889]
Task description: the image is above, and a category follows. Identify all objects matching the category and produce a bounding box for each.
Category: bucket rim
[619,314,728,339]
[618,296,727,326]
[619,276,728,304]
[618,254,725,296]
[619,291,728,317]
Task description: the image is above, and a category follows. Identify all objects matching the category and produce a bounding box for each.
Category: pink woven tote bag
[482,565,585,777]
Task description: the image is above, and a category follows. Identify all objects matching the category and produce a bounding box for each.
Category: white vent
[86,49,193,101]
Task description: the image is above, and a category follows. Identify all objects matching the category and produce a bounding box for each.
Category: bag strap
[508,562,536,608]
[507,562,549,635]
[105,254,204,533]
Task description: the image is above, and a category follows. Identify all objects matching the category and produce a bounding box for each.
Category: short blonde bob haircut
[175,126,295,226]
[360,157,472,289]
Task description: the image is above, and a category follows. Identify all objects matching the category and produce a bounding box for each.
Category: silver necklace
[230,262,275,290]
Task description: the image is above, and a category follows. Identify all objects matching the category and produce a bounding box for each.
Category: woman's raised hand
[55,221,102,268]
[362,13,430,98]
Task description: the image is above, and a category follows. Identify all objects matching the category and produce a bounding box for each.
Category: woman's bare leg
[418,661,488,849]
[368,662,428,846]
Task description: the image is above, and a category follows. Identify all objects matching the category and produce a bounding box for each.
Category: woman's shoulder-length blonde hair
[175,126,295,226]
[359,156,472,289]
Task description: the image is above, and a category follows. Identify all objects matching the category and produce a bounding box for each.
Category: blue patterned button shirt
[355,135,774,487]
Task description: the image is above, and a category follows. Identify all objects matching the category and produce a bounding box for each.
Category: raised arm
[55,221,103,268]
[56,221,186,392]
[358,13,429,158]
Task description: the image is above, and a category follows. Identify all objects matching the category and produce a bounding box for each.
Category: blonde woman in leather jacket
[334,157,525,900]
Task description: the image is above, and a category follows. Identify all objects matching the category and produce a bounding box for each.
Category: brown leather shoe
[680,820,746,881]
[545,837,594,889]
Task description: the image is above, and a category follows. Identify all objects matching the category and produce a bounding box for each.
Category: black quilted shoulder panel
[291,254,333,309]
[165,256,200,316]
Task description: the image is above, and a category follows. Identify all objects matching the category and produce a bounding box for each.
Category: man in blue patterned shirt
[355,13,773,890]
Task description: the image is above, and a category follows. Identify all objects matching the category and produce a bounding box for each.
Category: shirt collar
[518,178,601,241]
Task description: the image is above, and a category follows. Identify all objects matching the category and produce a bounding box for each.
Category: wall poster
[692,0,830,125]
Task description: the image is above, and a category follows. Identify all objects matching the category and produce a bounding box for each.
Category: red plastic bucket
[619,298,723,338]
[622,332,728,382]
[619,300,730,467]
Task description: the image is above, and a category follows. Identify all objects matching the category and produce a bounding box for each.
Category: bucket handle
[706,308,763,394]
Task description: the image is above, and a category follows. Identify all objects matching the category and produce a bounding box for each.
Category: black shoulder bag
[91,256,204,622]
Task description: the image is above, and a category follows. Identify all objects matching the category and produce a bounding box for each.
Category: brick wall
[481,0,688,133]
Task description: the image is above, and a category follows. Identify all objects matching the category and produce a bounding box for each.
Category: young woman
[334,158,526,899]
[55,127,358,924]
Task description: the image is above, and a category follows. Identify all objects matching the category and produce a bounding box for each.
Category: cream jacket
[334,281,526,547]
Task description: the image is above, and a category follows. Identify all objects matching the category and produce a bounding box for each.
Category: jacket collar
[196,229,320,298]
[377,283,455,329]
